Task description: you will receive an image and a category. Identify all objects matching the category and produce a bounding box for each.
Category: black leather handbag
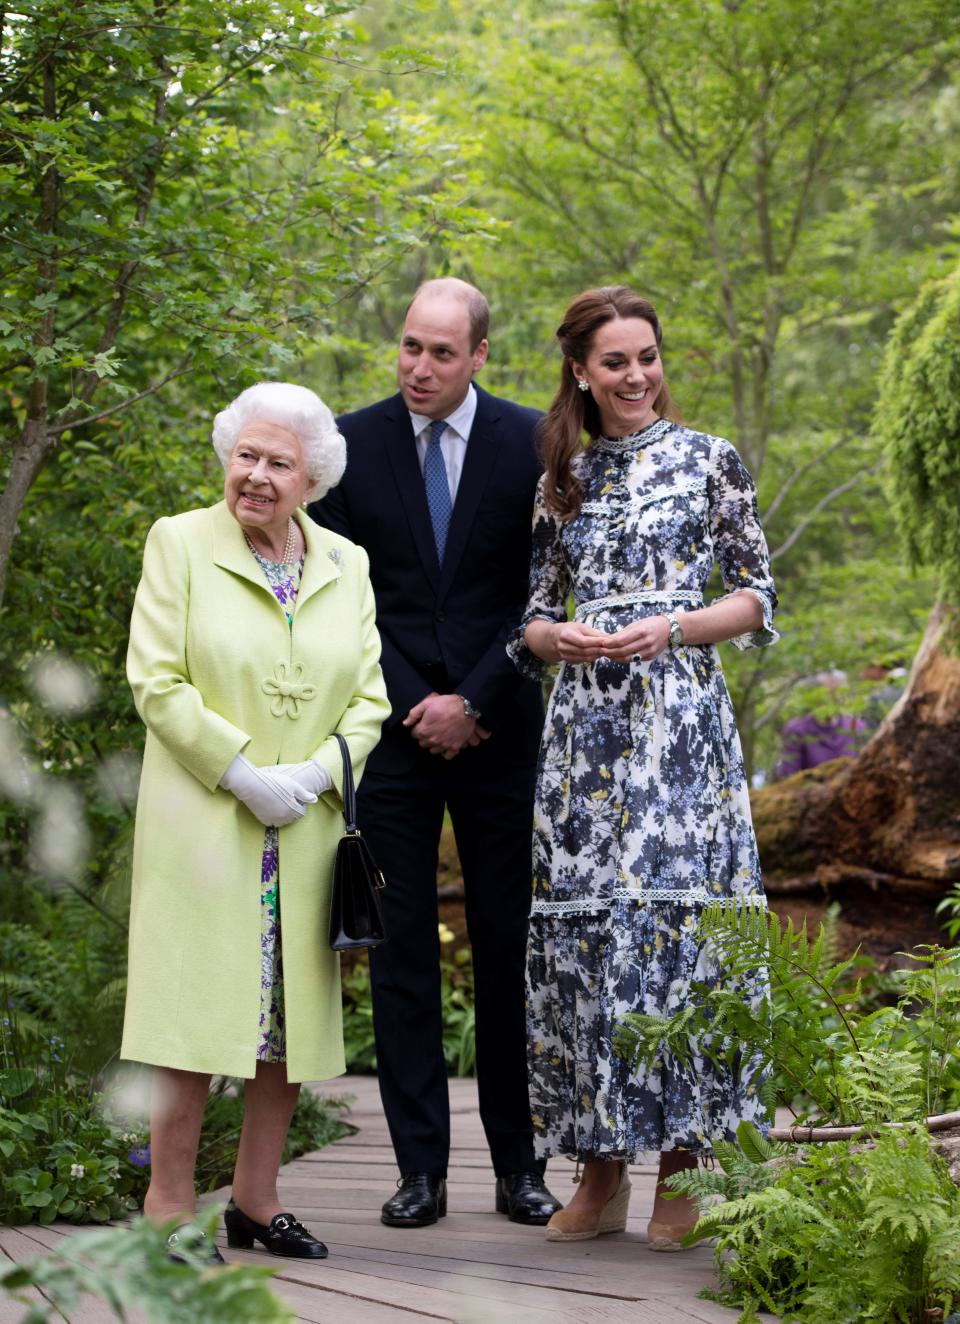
[328,733,387,951]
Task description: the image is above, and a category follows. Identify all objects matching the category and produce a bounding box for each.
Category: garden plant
[3,0,960,1318]
[616,902,960,1322]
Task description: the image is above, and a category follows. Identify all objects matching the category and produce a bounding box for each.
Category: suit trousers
[360,728,538,1177]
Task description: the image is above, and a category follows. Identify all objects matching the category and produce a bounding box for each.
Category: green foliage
[341,961,378,1073]
[0,1067,351,1226]
[938,884,960,944]
[874,262,960,609]
[0,0,480,396]
[0,0,499,606]
[1,899,129,1078]
[1,953,351,1227]
[318,0,955,779]
[0,1061,151,1225]
[615,904,960,1124]
[4,1144,141,1227]
[0,1206,294,1322]
[672,1128,960,1323]
[0,891,153,1225]
[342,938,476,1076]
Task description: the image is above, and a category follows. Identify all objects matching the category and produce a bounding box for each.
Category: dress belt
[574,590,704,621]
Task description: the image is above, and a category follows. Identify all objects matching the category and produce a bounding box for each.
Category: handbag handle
[333,733,358,833]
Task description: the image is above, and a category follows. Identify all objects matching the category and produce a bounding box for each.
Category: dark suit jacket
[308,384,544,774]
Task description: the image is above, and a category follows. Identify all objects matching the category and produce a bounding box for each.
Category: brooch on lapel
[261,662,316,719]
[328,547,341,567]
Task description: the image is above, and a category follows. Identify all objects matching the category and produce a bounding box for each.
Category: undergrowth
[615,903,960,1322]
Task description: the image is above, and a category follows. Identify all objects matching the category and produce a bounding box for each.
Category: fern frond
[736,1120,774,1165]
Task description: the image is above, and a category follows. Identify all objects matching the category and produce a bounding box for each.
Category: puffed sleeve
[708,438,779,649]
[126,517,250,789]
[506,474,571,682]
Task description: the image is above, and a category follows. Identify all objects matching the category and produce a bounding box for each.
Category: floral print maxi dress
[249,545,304,1063]
[507,417,778,1161]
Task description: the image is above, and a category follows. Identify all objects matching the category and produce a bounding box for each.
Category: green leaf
[0,1066,38,1097]
[736,1121,774,1166]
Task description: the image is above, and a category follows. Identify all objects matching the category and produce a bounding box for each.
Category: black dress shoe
[165,1227,226,1265]
[381,1173,447,1227]
[224,1201,328,1258]
[495,1171,562,1225]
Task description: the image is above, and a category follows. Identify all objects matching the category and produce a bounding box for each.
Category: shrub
[671,1123,960,1323]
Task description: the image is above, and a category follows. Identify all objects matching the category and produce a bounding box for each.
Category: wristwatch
[457,694,482,720]
[666,613,684,649]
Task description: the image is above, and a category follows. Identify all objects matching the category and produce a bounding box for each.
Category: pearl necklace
[245,517,298,564]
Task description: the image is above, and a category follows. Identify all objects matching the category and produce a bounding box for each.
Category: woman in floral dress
[508,287,777,1248]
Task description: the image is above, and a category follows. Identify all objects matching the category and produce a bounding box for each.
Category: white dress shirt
[409,384,478,503]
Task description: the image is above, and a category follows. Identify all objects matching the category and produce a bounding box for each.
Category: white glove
[219,754,318,827]
[274,760,333,798]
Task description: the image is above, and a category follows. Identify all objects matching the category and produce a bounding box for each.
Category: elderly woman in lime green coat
[122,382,389,1263]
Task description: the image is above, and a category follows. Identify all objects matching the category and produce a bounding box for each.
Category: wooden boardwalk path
[1,1076,749,1323]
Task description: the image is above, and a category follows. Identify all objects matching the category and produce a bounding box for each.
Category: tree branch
[46,358,196,436]
[762,434,855,525]
[769,460,882,562]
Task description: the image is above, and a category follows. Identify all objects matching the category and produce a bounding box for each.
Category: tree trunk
[0,422,58,607]
[752,602,960,957]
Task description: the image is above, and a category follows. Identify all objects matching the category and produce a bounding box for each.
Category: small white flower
[70,1163,85,1179]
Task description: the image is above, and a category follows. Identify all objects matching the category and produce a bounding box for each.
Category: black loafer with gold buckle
[165,1226,226,1265]
[224,1201,328,1258]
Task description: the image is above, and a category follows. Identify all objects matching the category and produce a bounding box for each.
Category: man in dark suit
[309,278,560,1228]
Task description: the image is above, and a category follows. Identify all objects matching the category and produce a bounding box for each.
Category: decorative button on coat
[261,662,317,718]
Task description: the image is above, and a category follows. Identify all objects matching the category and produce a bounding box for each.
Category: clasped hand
[552,616,671,664]
[403,692,491,760]
[220,753,326,827]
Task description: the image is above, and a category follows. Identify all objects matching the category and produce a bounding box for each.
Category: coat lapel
[382,395,442,591]
[293,509,341,611]
[437,386,503,599]
[209,501,271,593]
[208,502,339,613]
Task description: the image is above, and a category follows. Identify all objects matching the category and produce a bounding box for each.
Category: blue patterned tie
[423,418,452,562]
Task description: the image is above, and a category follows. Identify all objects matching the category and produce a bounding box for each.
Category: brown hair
[540,286,678,519]
[405,277,490,353]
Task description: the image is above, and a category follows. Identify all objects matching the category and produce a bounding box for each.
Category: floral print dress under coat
[249,545,304,1063]
[507,416,778,1161]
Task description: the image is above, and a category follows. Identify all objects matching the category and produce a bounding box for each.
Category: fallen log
[752,603,960,956]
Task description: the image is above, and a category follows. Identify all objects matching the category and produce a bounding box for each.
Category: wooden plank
[0,1233,50,1324]
[263,1237,716,1319]
[311,1237,714,1302]
[277,1255,647,1312]
[0,1227,149,1324]
[654,1297,776,1324]
[2,1077,741,1323]
[264,1274,447,1324]
[231,1250,573,1324]
[267,1261,586,1324]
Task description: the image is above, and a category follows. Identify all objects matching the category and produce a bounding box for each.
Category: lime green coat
[121,501,389,1082]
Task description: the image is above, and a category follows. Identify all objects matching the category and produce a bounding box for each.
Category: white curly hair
[211,382,346,502]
